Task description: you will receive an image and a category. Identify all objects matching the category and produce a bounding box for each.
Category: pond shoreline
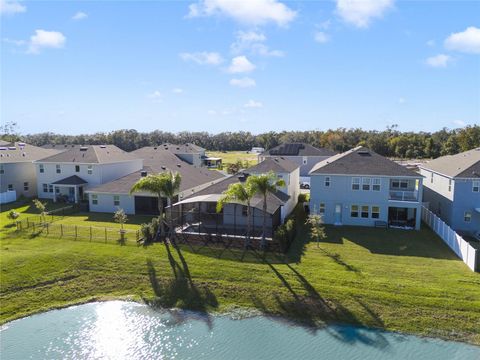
[2,296,479,348]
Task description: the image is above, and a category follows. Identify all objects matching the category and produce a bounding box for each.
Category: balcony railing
[389,190,418,202]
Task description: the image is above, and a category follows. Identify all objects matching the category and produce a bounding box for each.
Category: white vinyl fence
[422,206,477,272]
[0,190,16,204]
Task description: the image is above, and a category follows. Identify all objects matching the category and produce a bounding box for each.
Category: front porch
[52,175,88,204]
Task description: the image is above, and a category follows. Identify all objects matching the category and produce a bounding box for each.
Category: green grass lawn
[206,150,259,166]
[1,200,479,344]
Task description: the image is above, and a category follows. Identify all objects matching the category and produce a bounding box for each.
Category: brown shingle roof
[310,146,421,177]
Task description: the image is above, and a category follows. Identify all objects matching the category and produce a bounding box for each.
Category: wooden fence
[422,206,478,272]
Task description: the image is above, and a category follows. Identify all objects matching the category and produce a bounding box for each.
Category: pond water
[1,301,478,360]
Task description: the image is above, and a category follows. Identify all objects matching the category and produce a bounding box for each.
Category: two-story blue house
[419,148,480,237]
[309,146,423,230]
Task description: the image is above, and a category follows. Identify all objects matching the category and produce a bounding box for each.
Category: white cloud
[336,0,394,28]
[72,11,87,20]
[444,26,480,54]
[426,39,435,47]
[244,100,263,108]
[172,88,184,94]
[148,90,162,100]
[28,30,66,54]
[207,110,217,115]
[425,54,451,68]
[230,77,256,88]
[314,31,330,43]
[398,97,406,104]
[186,0,296,27]
[453,119,466,127]
[180,51,223,65]
[231,30,284,57]
[2,37,26,46]
[228,56,255,73]
[0,0,26,15]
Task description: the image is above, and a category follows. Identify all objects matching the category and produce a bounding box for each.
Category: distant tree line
[1,122,479,159]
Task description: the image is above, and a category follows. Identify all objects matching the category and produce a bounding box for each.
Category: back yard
[1,200,479,345]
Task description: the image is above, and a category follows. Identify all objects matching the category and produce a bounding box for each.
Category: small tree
[113,208,128,231]
[7,210,19,225]
[305,214,327,247]
[33,199,47,224]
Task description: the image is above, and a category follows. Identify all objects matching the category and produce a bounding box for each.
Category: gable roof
[155,143,205,154]
[52,175,88,185]
[262,143,336,157]
[0,142,59,164]
[419,148,480,178]
[248,157,299,174]
[310,146,420,177]
[180,173,289,214]
[87,148,224,195]
[36,145,140,164]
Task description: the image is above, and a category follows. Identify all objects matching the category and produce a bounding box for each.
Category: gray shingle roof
[87,148,224,194]
[310,146,421,177]
[262,143,336,157]
[249,157,299,173]
[52,175,88,185]
[37,145,140,164]
[182,173,289,214]
[419,148,480,178]
[155,143,205,154]
[0,142,59,164]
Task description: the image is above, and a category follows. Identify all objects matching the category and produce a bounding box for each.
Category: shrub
[298,193,309,203]
[7,210,19,223]
[141,218,160,244]
[274,218,296,252]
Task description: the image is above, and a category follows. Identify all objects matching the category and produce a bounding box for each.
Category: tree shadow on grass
[145,243,218,329]
[250,253,390,349]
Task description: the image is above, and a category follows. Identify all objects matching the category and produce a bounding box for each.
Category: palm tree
[130,171,182,241]
[216,181,256,248]
[248,172,286,248]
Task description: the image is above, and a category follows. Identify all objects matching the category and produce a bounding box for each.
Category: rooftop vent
[161,166,166,170]
[80,147,88,151]
[140,170,148,177]
[18,142,25,146]
[177,164,181,167]
[238,173,250,182]
[22,153,26,157]
[153,147,158,150]
[100,145,106,148]
[0,147,7,151]
[8,147,16,150]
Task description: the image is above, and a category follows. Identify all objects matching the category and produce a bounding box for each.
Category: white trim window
[87,165,93,175]
[56,164,61,174]
[75,165,80,173]
[324,177,331,187]
[24,182,29,191]
[43,183,48,193]
[350,205,359,218]
[464,211,471,223]
[362,178,371,191]
[473,181,479,192]
[91,194,98,205]
[39,164,44,173]
[7,184,13,191]
[372,178,381,191]
[361,205,369,218]
[48,184,53,193]
[319,203,326,215]
[113,195,120,206]
[0,164,4,174]
[371,206,380,219]
[352,177,360,191]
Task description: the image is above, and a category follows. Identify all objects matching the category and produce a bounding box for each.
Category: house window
[351,205,359,218]
[392,179,408,189]
[448,179,452,192]
[39,164,44,173]
[24,182,29,191]
[91,194,98,205]
[464,211,471,223]
[392,179,400,188]
[325,177,330,187]
[352,178,360,190]
[75,165,80,172]
[7,184,13,191]
[319,203,325,215]
[87,165,93,175]
[0,164,4,174]
[56,164,61,174]
[43,183,48,193]
[400,180,409,189]
[361,206,369,218]
[49,185,53,193]
[371,206,380,219]
[473,181,479,192]
[372,178,381,191]
[55,187,60,194]
[362,178,371,191]
[113,195,120,206]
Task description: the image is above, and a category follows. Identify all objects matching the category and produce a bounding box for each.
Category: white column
[53,186,57,203]
[74,186,78,203]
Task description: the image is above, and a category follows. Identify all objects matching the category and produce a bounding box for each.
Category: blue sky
[1,0,479,135]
